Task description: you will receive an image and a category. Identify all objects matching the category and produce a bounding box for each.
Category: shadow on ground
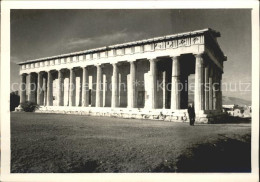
[216,115,251,124]
[159,134,251,172]
[151,135,251,173]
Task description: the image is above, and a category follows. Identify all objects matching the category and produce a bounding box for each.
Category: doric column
[149,58,157,109]
[215,71,220,110]
[171,56,181,110]
[96,64,102,107]
[58,69,64,106]
[20,73,27,104]
[102,74,107,107]
[162,71,168,109]
[111,63,118,108]
[212,67,217,110]
[46,71,53,106]
[28,73,36,103]
[37,72,44,105]
[194,53,205,113]
[78,70,83,107]
[209,64,213,110]
[204,64,209,110]
[69,68,76,106]
[128,61,136,108]
[219,73,223,111]
[44,74,47,106]
[82,66,89,107]
[215,70,222,111]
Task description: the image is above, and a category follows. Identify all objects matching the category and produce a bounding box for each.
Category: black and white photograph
[1,1,259,182]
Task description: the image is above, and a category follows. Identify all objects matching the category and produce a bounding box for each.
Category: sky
[10,9,252,101]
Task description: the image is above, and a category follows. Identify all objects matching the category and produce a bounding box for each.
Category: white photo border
[1,1,259,182]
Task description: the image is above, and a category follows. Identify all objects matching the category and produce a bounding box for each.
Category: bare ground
[11,112,251,173]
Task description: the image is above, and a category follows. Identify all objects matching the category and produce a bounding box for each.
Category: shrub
[10,92,20,111]
[20,101,39,112]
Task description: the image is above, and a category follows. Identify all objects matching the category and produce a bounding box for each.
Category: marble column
[58,69,64,106]
[194,53,205,113]
[111,63,119,108]
[150,58,157,109]
[78,71,83,107]
[28,73,36,103]
[213,67,217,110]
[162,71,168,109]
[82,66,89,107]
[46,71,53,106]
[128,61,136,108]
[204,64,209,110]
[102,74,106,107]
[96,64,102,107]
[219,73,223,111]
[44,74,47,106]
[69,68,76,106]
[215,70,222,111]
[171,56,181,110]
[28,73,32,102]
[209,64,213,110]
[20,73,27,104]
[215,71,220,110]
[37,72,44,105]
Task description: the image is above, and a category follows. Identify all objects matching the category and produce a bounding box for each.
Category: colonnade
[194,53,223,114]
[19,53,223,113]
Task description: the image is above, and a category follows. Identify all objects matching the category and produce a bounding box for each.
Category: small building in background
[222,104,251,118]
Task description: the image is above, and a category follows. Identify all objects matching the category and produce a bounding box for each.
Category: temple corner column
[194,53,205,115]
[28,72,37,103]
[171,56,181,110]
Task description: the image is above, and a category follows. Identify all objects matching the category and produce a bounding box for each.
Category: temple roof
[18,28,222,65]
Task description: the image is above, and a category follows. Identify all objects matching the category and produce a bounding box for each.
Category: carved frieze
[154,42,165,50]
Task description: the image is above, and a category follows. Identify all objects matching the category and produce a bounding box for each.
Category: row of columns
[19,62,138,108]
[19,54,223,112]
[195,53,223,113]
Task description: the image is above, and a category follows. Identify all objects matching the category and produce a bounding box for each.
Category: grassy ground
[11,112,251,173]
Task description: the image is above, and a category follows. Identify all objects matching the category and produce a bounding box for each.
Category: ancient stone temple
[17,28,227,123]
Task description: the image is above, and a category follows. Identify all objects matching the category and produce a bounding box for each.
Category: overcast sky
[10,9,252,101]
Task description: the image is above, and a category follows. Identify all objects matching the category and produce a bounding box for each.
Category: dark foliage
[20,101,39,112]
[10,92,20,111]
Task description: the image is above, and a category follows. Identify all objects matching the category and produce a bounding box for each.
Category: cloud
[63,30,146,51]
